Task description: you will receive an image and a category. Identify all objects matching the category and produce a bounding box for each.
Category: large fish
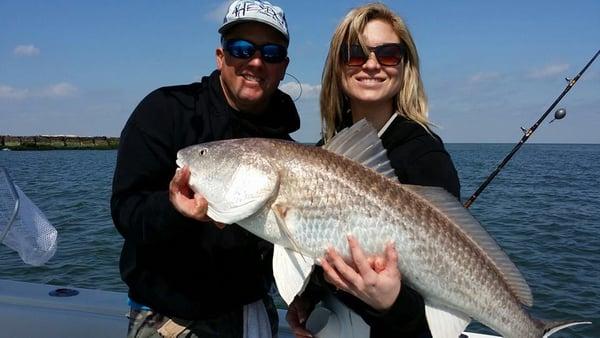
[176,120,588,338]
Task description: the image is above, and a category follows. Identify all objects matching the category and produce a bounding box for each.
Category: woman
[287,3,460,338]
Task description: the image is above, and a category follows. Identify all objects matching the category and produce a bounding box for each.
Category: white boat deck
[0,279,499,337]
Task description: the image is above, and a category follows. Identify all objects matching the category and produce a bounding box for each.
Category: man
[111,1,299,337]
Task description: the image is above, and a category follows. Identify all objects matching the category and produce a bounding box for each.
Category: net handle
[0,166,20,243]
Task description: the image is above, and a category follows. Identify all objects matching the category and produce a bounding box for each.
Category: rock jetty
[1,135,119,150]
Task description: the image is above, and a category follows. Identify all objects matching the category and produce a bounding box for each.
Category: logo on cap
[219,0,289,41]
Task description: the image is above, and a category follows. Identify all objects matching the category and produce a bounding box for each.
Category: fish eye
[199,148,208,155]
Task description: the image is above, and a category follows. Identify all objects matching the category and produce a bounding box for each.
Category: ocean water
[0,145,598,337]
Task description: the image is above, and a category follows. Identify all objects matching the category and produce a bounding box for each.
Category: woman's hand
[169,166,225,228]
[286,295,316,338]
[320,235,401,311]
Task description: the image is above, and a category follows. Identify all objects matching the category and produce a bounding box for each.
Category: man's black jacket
[111,70,300,319]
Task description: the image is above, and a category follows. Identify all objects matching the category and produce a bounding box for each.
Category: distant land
[1,135,119,150]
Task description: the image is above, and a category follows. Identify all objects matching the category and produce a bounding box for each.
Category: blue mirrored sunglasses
[222,39,288,64]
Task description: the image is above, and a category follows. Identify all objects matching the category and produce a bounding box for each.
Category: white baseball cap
[219,0,289,41]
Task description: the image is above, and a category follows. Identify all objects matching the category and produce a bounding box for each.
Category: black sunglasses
[222,39,288,64]
[342,43,404,66]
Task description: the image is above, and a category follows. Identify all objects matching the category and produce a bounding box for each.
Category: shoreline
[1,135,119,151]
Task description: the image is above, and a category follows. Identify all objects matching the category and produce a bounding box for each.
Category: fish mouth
[175,155,186,169]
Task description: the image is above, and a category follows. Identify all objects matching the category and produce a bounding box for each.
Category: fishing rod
[464,49,600,209]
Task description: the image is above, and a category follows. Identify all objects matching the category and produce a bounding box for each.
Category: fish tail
[540,318,591,337]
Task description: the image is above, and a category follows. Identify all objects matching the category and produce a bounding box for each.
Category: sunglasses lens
[261,44,287,63]
[346,44,368,66]
[225,40,256,59]
[375,44,403,66]
[224,39,287,63]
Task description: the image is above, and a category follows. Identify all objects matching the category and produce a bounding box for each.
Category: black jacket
[381,115,460,199]
[111,70,300,319]
[310,115,460,338]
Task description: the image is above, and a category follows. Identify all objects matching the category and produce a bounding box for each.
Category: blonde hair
[320,3,429,141]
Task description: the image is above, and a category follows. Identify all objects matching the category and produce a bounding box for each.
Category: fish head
[176,139,279,224]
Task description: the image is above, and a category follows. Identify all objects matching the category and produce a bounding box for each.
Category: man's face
[216,22,289,113]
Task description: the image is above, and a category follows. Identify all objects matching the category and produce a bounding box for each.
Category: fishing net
[0,167,57,266]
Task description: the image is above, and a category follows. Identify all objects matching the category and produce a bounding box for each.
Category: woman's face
[341,19,403,109]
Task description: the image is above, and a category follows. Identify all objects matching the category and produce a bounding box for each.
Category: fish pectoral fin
[424,303,471,338]
[272,244,314,305]
[272,203,303,255]
[271,204,314,305]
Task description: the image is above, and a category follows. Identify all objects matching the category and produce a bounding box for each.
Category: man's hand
[320,235,401,311]
[169,166,225,229]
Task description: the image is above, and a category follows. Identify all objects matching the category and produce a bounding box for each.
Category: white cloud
[467,72,501,84]
[13,44,40,57]
[527,63,569,79]
[0,85,30,99]
[205,1,233,22]
[0,82,78,100]
[40,82,78,97]
[279,82,321,100]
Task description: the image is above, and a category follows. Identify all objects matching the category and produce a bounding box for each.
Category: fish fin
[542,319,591,337]
[272,244,315,305]
[207,164,278,224]
[424,304,470,338]
[322,118,397,180]
[272,203,304,255]
[405,184,534,307]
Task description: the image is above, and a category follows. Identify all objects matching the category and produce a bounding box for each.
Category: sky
[1,1,599,143]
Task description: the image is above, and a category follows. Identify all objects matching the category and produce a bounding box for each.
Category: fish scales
[236,140,536,335]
